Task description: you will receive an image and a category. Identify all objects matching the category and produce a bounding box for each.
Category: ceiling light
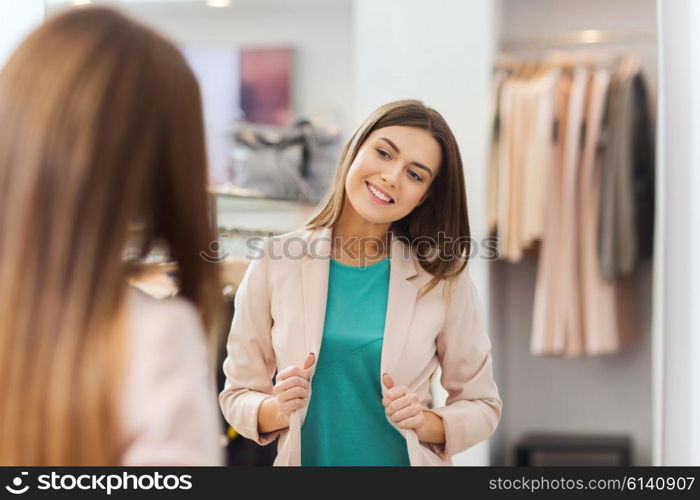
[206,0,231,7]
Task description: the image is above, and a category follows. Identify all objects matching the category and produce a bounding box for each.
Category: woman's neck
[331,199,392,265]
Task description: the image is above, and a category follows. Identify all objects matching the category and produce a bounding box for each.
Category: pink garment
[487,71,507,236]
[497,79,520,260]
[578,69,621,355]
[558,67,589,356]
[495,71,558,262]
[521,71,558,247]
[119,288,224,465]
[498,63,639,358]
[531,72,572,356]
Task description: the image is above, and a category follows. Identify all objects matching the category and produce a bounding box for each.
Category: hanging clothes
[558,65,589,356]
[531,69,572,356]
[487,70,507,236]
[598,62,655,281]
[521,70,557,249]
[495,78,520,261]
[493,70,558,262]
[489,53,655,358]
[578,68,625,355]
[532,67,592,357]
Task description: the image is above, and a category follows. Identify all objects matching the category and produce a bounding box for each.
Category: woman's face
[344,125,442,225]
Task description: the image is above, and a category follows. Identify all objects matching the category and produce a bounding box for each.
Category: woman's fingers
[385,393,414,414]
[280,398,305,414]
[274,375,309,393]
[276,387,308,416]
[390,402,422,423]
[276,386,308,403]
[397,412,425,430]
[277,364,307,381]
[273,354,317,416]
[387,393,420,419]
[303,352,316,370]
[382,385,409,407]
[277,353,316,381]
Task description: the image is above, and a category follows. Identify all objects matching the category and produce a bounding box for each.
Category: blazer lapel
[380,235,419,382]
[301,226,332,360]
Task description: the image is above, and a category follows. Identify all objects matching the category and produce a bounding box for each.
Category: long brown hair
[0,7,221,464]
[305,99,470,297]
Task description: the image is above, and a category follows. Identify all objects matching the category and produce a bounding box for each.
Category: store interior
[28,0,697,466]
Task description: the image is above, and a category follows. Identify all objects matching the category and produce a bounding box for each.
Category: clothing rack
[500,29,657,51]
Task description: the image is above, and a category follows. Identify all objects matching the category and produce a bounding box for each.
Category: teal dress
[300,256,411,466]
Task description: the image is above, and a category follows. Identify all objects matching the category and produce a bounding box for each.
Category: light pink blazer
[119,288,224,465]
[219,226,502,466]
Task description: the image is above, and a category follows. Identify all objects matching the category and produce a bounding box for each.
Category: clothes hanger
[618,53,641,79]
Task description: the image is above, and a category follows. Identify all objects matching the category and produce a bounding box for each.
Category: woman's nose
[380,164,402,187]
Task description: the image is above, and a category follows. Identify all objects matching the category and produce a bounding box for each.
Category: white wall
[46,0,355,185]
[180,46,240,184]
[354,0,497,466]
[0,0,45,68]
[657,0,700,466]
[91,0,355,134]
[492,0,658,465]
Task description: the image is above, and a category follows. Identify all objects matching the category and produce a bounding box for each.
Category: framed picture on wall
[240,47,293,127]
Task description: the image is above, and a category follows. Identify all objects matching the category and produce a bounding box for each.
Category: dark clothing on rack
[598,72,655,281]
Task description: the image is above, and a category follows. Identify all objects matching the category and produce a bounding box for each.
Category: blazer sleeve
[218,238,281,446]
[424,268,503,460]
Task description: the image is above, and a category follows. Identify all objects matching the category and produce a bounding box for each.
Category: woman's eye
[408,169,423,182]
[376,148,391,159]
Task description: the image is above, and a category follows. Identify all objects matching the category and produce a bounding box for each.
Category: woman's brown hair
[304,99,471,297]
[0,7,221,464]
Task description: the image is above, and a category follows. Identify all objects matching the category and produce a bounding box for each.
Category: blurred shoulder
[126,286,202,329]
[125,287,205,353]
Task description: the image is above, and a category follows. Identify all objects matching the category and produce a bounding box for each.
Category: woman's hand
[382,373,446,445]
[381,373,426,431]
[272,352,316,417]
[258,353,316,434]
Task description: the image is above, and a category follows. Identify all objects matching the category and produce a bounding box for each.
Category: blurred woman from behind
[0,7,223,465]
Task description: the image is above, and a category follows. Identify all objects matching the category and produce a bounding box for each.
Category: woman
[220,100,502,466]
[0,7,223,465]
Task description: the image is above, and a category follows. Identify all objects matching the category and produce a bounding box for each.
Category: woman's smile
[366,181,395,205]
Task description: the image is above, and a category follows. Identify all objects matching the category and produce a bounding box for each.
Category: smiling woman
[219,99,502,466]
[308,100,471,290]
